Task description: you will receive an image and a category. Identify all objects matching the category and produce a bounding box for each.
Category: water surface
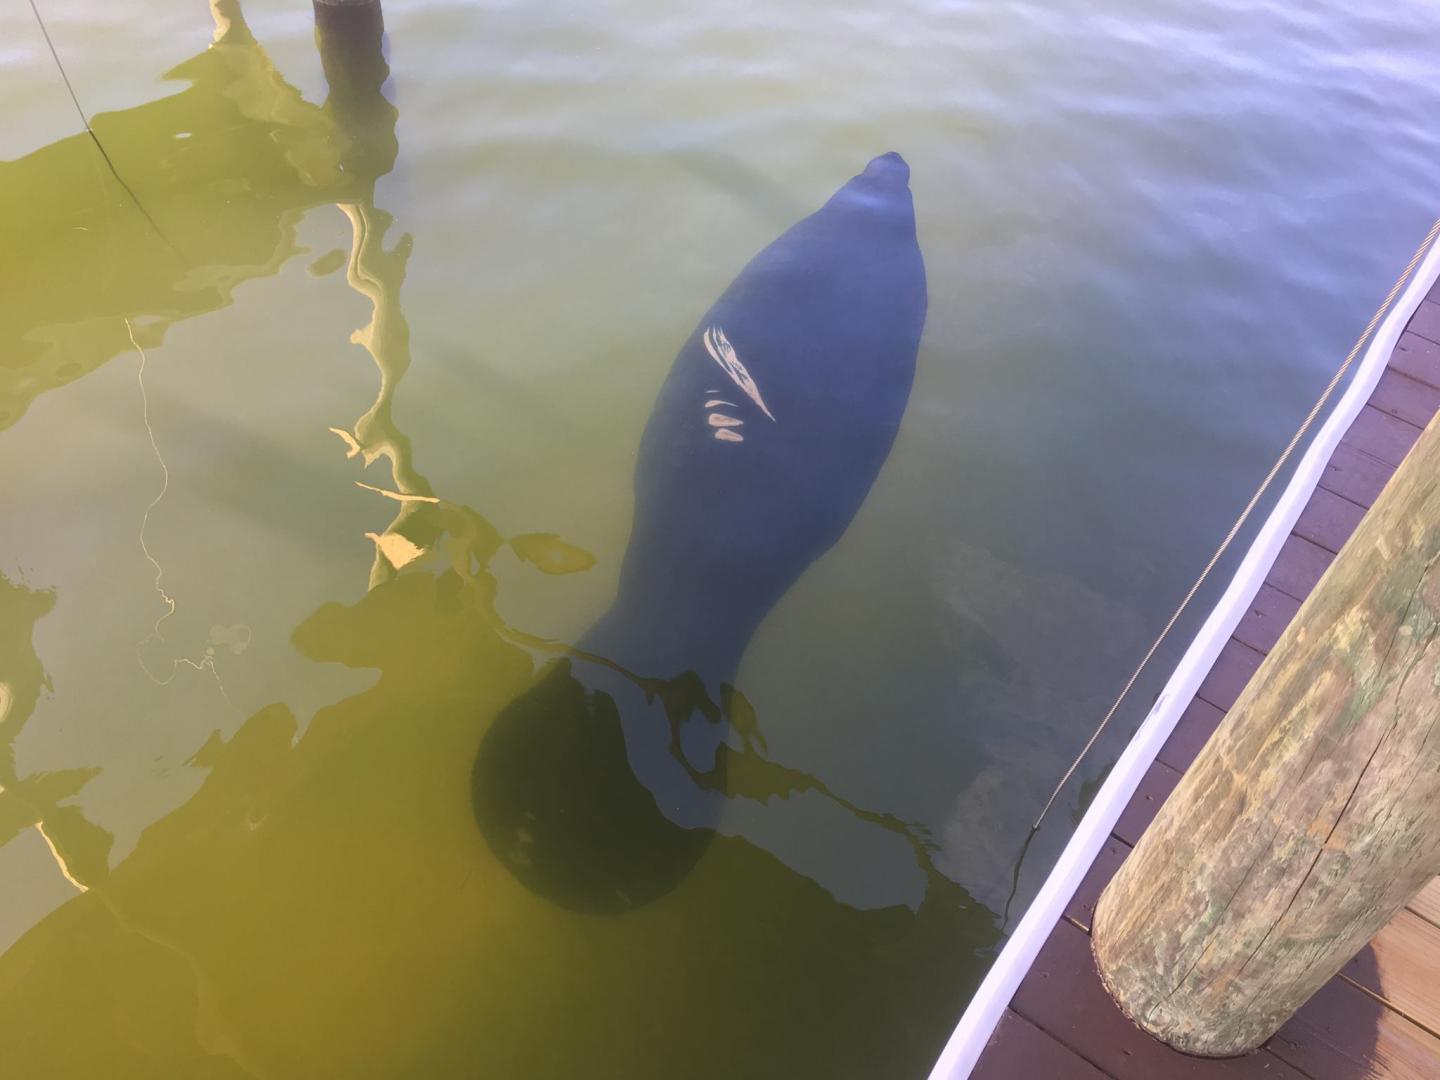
[1,0,1438,1075]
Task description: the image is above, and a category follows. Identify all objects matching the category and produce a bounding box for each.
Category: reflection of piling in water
[311,0,428,589]
[315,0,386,88]
[314,0,397,186]
[337,202,428,591]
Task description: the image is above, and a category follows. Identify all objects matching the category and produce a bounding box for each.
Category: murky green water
[1,0,1437,1075]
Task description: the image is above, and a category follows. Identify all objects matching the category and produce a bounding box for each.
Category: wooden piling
[1092,412,1440,1057]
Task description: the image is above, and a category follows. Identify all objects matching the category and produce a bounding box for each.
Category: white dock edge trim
[926,238,1440,1080]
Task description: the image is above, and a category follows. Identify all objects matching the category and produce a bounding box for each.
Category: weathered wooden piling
[1092,411,1440,1057]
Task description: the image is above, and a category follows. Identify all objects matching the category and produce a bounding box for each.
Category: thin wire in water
[26,0,184,260]
[1032,215,1440,833]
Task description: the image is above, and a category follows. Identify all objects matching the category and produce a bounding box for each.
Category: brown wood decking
[972,283,1440,1079]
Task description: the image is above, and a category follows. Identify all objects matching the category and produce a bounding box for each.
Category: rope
[1033,215,1440,832]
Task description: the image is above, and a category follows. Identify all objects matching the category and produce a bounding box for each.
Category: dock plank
[1390,332,1440,390]
[1266,534,1336,602]
[1065,837,1130,933]
[1294,486,1367,553]
[1233,584,1302,654]
[1344,405,1423,468]
[1406,878,1440,930]
[1368,369,1440,429]
[973,1009,1110,1079]
[1270,971,1440,1080]
[1112,761,1181,847]
[1320,441,1396,509]
[1343,909,1440,1039]
[1408,299,1440,345]
[1196,640,1266,710]
[1158,697,1226,773]
[1011,921,1307,1079]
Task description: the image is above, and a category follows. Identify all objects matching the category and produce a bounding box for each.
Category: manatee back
[473,155,928,915]
[618,152,927,630]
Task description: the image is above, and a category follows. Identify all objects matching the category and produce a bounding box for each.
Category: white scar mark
[703,325,776,422]
[704,395,743,440]
[703,393,745,441]
[125,318,242,713]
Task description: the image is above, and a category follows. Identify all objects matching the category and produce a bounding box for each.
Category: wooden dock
[973,283,1440,1079]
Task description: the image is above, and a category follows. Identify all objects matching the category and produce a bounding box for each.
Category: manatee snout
[863,150,910,185]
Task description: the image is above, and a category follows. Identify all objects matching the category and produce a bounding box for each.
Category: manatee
[473,152,927,913]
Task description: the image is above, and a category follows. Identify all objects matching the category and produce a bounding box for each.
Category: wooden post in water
[1092,412,1440,1057]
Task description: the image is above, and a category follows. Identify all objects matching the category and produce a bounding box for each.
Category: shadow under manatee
[473,659,717,913]
[474,152,928,912]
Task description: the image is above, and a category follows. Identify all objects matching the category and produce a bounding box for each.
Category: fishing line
[1031,215,1440,834]
[26,0,185,261]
